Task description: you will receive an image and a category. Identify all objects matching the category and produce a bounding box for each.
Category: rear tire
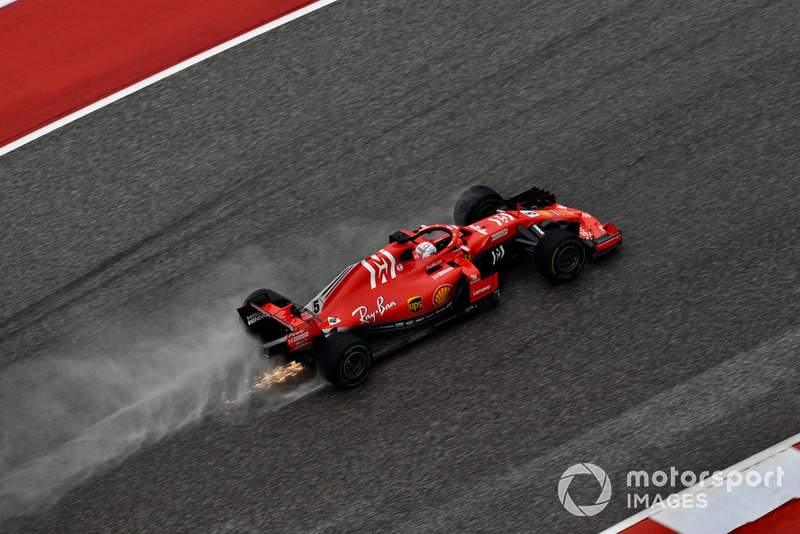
[242,288,291,309]
[534,229,587,283]
[317,332,373,389]
[453,185,504,225]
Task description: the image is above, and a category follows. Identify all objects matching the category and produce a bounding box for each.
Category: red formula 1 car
[238,185,621,388]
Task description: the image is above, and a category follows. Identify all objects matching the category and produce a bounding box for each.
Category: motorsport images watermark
[558,464,786,517]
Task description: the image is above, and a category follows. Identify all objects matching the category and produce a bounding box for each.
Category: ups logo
[407,296,423,313]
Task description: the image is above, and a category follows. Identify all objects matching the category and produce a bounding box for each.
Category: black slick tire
[317,332,373,389]
[534,228,587,283]
[453,185,504,225]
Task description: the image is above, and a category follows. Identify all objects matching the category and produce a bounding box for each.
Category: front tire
[453,185,504,225]
[534,229,587,283]
[317,333,373,389]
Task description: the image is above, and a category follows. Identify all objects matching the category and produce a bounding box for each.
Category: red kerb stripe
[0,0,319,148]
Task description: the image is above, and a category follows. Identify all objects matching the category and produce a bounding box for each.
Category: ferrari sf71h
[238,185,621,388]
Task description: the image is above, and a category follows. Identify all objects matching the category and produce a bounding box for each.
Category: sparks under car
[237,185,621,388]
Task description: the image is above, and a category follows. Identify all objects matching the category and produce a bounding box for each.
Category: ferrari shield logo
[407,296,423,313]
[433,284,453,308]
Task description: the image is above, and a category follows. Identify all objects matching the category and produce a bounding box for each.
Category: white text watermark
[558,464,785,516]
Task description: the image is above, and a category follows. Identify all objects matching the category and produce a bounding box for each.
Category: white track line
[600,431,800,534]
[0,0,339,158]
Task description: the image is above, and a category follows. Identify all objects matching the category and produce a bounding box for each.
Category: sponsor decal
[538,210,551,216]
[488,213,514,226]
[352,296,397,324]
[522,210,539,217]
[432,266,454,280]
[579,227,592,239]
[286,329,310,343]
[491,228,508,241]
[471,283,492,298]
[397,263,404,271]
[433,284,453,308]
[470,273,479,282]
[407,296,423,313]
[469,224,488,236]
[491,245,505,265]
[246,311,266,326]
[370,301,455,331]
[360,250,397,289]
[284,328,313,350]
[530,224,545,237]
[327,317,341,325]
[425,258,443,270]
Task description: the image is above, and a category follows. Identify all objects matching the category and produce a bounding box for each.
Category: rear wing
[237,300,322,353]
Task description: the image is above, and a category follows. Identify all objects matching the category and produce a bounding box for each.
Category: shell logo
[432,284,453,308]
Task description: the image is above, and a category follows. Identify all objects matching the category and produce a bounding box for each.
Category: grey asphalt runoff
[0,0,798,531]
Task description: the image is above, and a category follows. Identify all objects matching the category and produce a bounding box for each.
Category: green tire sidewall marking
[471,198,500,222]
[551,240,585,279]
[339,344,371,386]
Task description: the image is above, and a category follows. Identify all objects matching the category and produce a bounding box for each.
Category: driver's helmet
[414,241,437,260]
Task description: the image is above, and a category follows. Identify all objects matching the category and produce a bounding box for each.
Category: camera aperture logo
[558,463,612,516]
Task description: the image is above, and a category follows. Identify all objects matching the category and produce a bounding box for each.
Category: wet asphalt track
[1,0,799,531]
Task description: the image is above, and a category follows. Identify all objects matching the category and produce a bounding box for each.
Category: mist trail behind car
[0,259,325,520]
